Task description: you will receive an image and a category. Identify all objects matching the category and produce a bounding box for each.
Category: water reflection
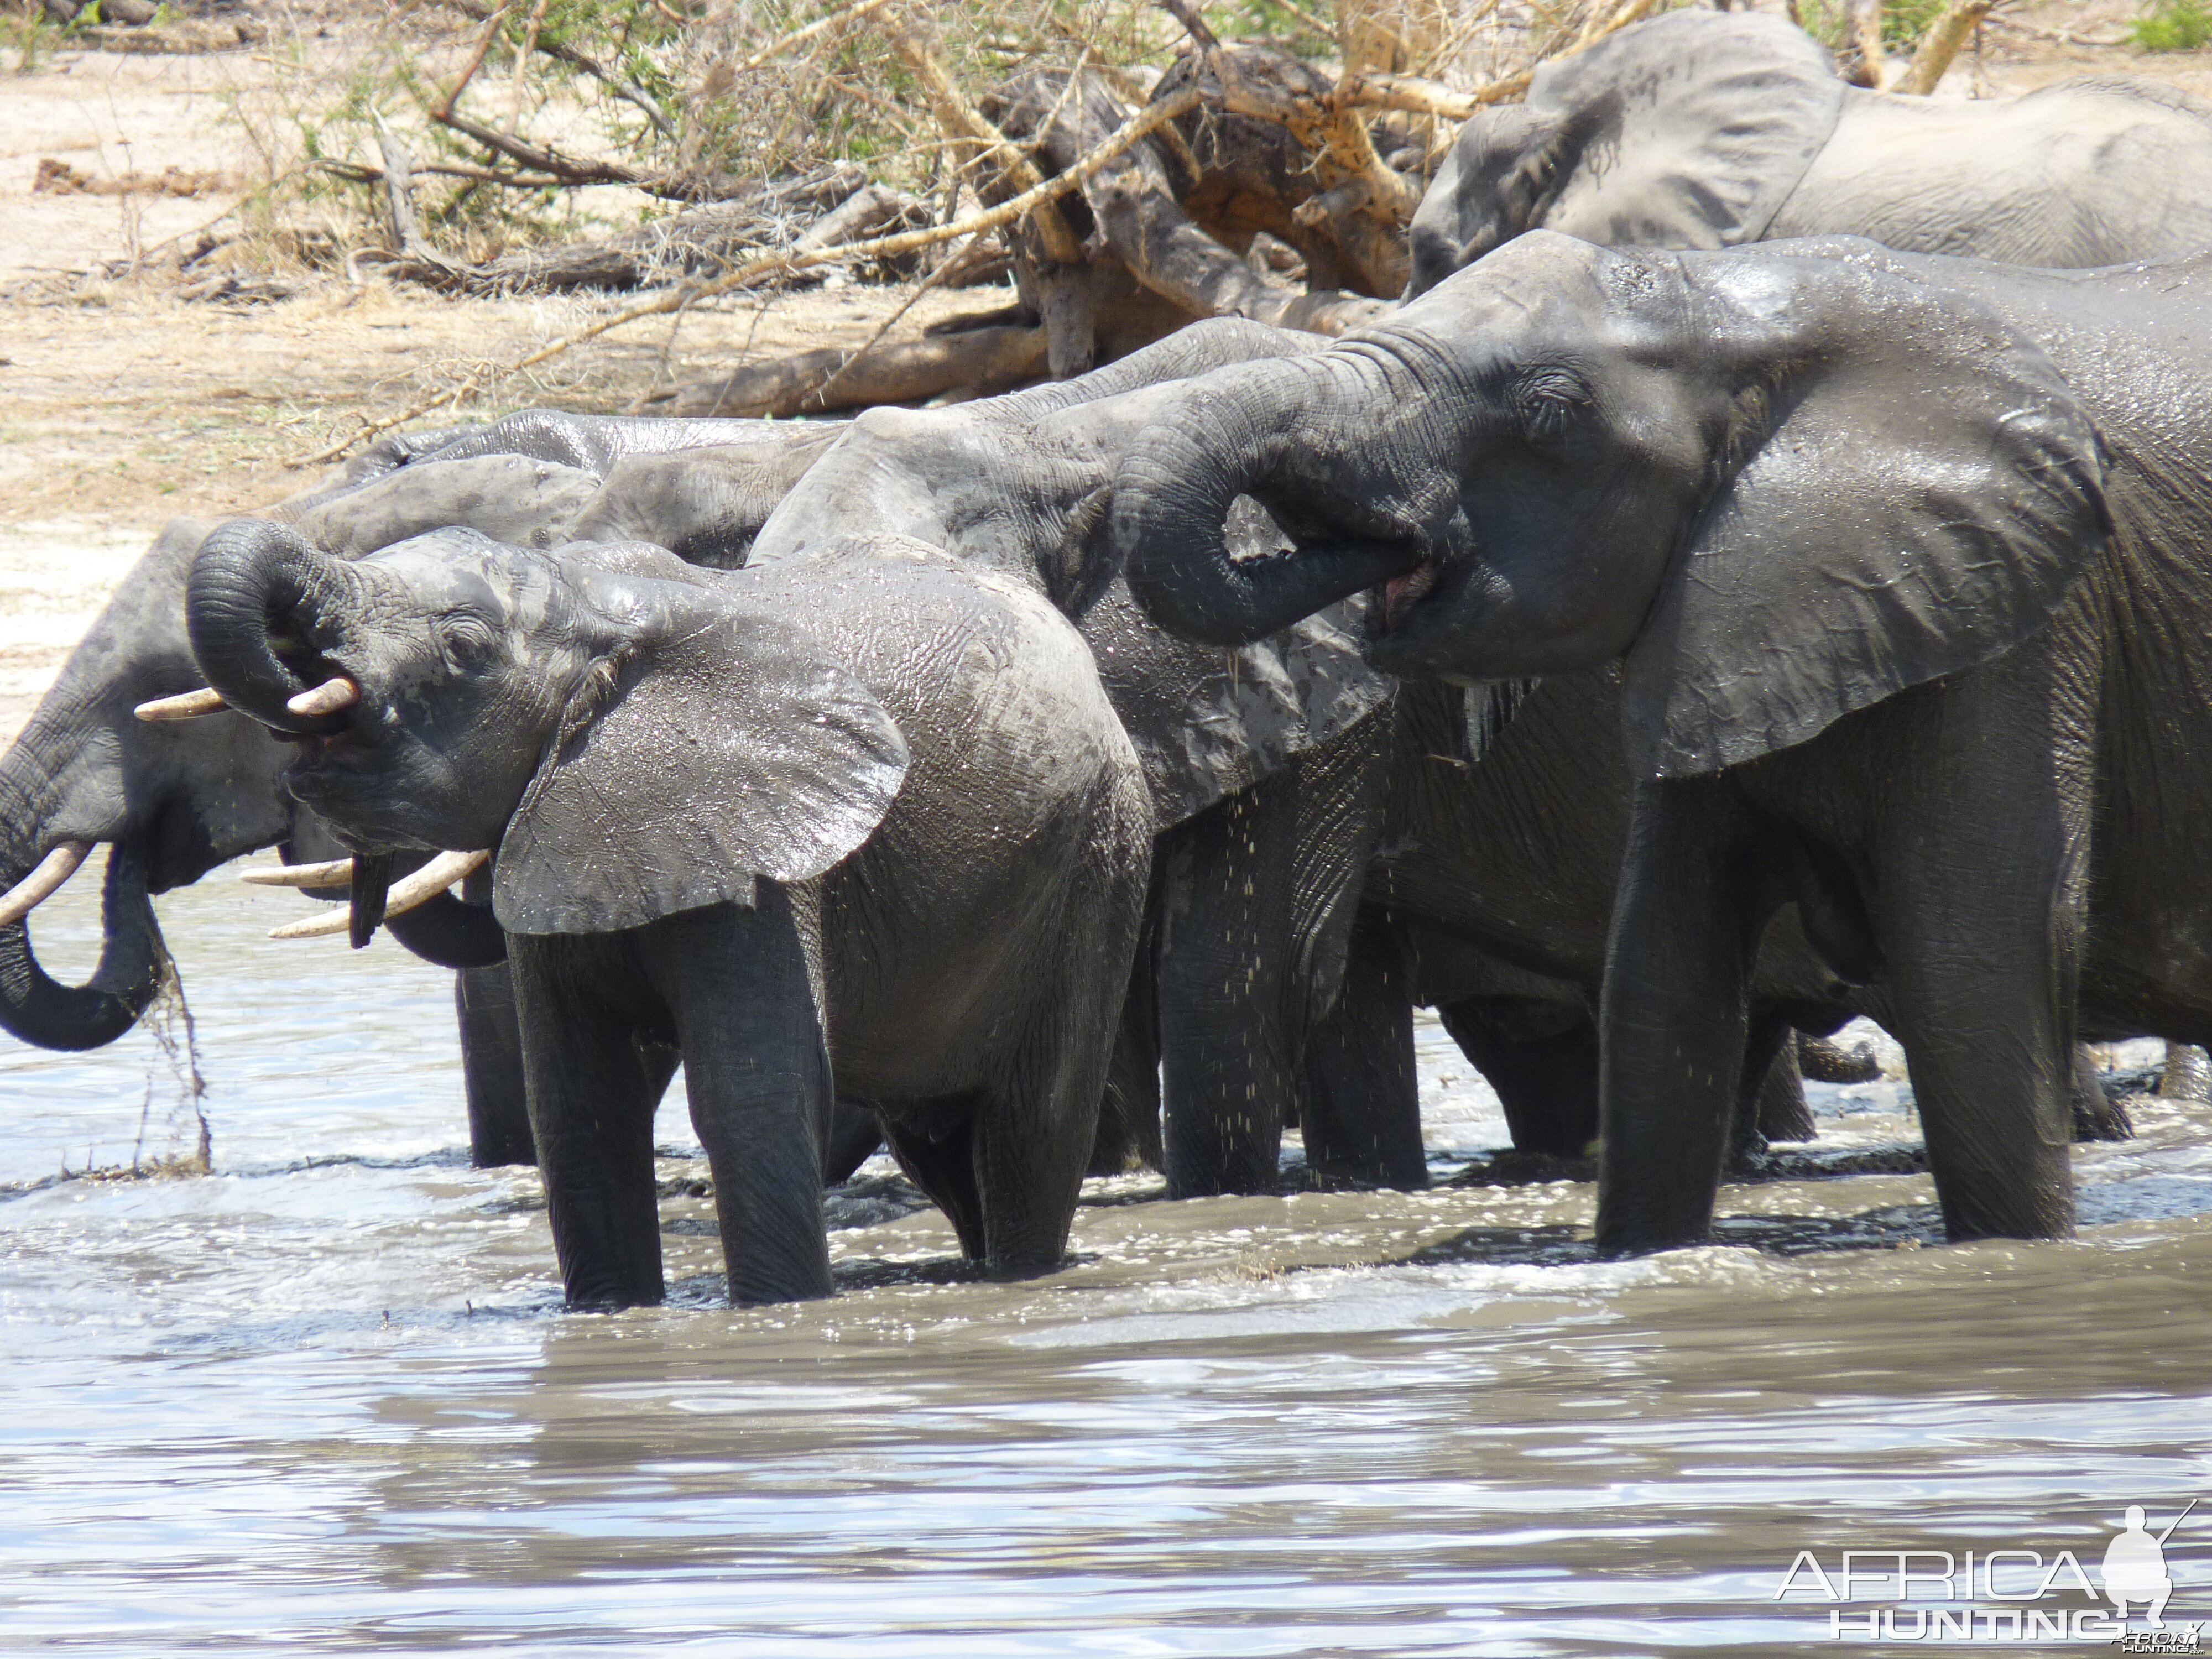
[3,865,2209,1655]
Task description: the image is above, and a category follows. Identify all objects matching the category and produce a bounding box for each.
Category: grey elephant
[1407,11,2212,296]
[1110,230,2212,1249]
[0,409,817,1164]
[185,520,1151,1307]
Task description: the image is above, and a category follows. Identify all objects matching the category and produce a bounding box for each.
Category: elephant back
[1530,11,1843,249]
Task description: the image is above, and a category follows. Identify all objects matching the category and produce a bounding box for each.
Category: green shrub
[2132,0,2212,50]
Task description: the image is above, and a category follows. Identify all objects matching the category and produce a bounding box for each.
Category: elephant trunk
[1112,356,1422,648]
[0,682,169,1050]
[0,839,167,1051]
[185,519,366,735]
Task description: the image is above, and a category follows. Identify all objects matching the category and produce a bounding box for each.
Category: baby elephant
[185,520,1151,1307]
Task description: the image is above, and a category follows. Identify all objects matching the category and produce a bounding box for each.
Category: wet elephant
[1110,232,2212,1247]
[1407,9,2212,296]
[186,523,1151,1306]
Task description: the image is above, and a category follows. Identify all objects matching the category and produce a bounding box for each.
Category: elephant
[1108,229,2212,1249]
[184,520,1152,1307]
[0,410,827,1166]
[1406,10,2212,298]
[735,333,1403,1196]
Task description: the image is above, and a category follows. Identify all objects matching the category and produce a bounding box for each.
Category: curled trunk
[1112,354,1417,645]
[0,842,167,1050]
[185,520,367,734]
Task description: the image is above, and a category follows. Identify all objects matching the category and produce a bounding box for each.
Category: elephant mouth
[1379,560,1443,632]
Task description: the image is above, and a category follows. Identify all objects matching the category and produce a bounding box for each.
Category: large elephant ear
[1531,12,1843,249]
[494,596,908,934]
[1621,251,2109,779]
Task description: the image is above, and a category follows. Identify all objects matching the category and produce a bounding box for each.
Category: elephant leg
[1756,1034,1819,1145]
[648,890,836,1306]
[1597,775,1778,1252]
[2070,1046,2133,1142]
[880,1113,989,1261]
[1871,669,2085,1243]
[1297,907,1427,1186]
[455,964,535,1168]
[970,861,1135,1277]
[1155,770,1301,1198]
[1437,994,1600,1159]
[507,933,665,1308]
[2159,1042,2212,1102]
[824,1104,886,1185]
[1091,940,1164,1176]
[1728,1008,1798,1164]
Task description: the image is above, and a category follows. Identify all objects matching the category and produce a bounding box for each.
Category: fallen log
[359,168,899,295]
[648,324,1049,418]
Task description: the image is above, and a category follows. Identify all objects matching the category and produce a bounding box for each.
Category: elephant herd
[6,12,2212,1305]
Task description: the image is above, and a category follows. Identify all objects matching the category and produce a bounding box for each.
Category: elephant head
[1112,232,2110,779]
[1406,12,1843,295]
[741,319,1391,825]
[184,523,907,936]
[0,520,295,1050]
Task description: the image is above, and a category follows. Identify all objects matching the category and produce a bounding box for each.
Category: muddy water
[4,865,2211,1656]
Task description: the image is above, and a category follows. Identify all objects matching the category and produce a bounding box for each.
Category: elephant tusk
[267,849,488,940]
[0,841,95,927]
[134,688,229,722]
[384,850,489,918]
[239,858,354,889]
[287,676,359,719]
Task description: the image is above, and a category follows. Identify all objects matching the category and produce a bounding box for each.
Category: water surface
[4,864,2209,1655]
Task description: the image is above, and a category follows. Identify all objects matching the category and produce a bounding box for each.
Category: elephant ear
[1621,252,2110,779]
[1531,12,1843,249]
[494,596,908,934]
[1080,517,1392,829]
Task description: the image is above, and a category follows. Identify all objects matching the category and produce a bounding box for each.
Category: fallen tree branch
[314,158,570,190]
[882,8,1087,265]
[656,325,1048,417]
[1332,0,1667,119]
[1894,0,2000,93]
[431,103,644,187]
[290,85,1206,467]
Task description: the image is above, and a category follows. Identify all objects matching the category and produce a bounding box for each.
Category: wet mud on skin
[4,868,2211,1655]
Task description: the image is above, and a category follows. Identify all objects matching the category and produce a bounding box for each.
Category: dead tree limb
[655,326,1048,416]
[990,69,1386,341]
[1894,0,1999,93]
[881,8,1086,266]
[291,86,1206,467]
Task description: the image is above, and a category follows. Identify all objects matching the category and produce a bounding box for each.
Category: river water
[3,863,2209,1656]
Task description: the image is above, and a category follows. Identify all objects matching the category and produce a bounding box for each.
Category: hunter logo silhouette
[2104,1501,2195,1630]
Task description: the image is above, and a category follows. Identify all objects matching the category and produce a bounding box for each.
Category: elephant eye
[439,615,497,671]
[1516,368,1592,443]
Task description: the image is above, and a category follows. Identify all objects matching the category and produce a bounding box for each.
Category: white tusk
[287,676,359,718]
[266,849,488,940]
[0,841,94,927]
[267,909,354,941]
[240,858,354,889]
[384,849,491,918]
[134,688,229,722]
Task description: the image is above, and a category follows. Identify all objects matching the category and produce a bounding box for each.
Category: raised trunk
[1112,354,1420,646]
[0,841,166,1050]
[185,519,367,734]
